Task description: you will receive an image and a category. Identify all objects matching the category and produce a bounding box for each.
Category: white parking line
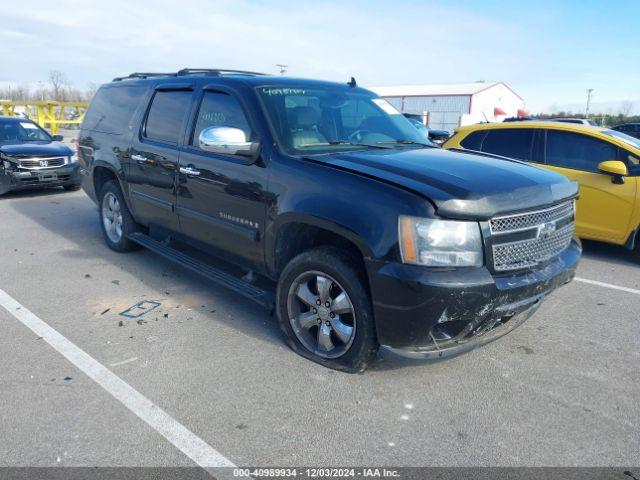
[0,287,235,470]
[575,277,640,295]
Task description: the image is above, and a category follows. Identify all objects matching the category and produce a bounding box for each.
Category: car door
[176,87,268,269]
[542,129,637,243]
[128,85,194,232]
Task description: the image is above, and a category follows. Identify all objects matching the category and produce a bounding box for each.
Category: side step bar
[128,232,275,310]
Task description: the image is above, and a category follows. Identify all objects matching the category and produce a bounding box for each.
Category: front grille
[490,201,575,272]
[490,201,574,233]
[17,157,66,169]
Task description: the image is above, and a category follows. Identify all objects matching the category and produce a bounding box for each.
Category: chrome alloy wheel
[287,271,356,359]
[101,192,123,243]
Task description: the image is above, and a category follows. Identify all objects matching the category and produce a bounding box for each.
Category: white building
[369,82,526,132]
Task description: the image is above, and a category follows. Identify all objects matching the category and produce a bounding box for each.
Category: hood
[0,141,74,158]
[307,148,578,219]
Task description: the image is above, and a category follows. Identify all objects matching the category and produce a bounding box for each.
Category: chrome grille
[490,201,574,233]
[16,156,66,169]
[490,201,575,272]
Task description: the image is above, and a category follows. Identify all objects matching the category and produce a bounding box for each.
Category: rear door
[176,87,268,269]
[128,84,194,232]
[542,129,637,243]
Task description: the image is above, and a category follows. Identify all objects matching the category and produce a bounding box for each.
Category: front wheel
[276,247,378,373]
[98,180,141,252]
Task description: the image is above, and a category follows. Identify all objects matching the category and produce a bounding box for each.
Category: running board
[128,232,275,309]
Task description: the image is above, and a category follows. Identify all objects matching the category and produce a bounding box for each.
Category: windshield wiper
[297,141,393,150]
[376,140,435,148]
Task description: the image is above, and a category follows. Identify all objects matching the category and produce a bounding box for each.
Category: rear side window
[481,128,535,161]
[191,91,253,146]
[83,85,146,134]
[460,131,486,150]
[546,130,618,173]
[144,90,192,144]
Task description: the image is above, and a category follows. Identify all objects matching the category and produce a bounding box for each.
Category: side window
[144,90,192,144]
[622,150,640,175]
[191,91,253,147]
[546,130,618,173]
[460,131,487,151]
[481,129,534,161]
[83,85,146,134]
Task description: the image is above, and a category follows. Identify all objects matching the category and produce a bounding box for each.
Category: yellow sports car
[444,121,640,255]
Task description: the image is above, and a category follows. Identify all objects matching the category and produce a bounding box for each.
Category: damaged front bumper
[367,238,581,359]
[0,162,81,195]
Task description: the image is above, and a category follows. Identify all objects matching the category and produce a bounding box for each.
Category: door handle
[131,154,150,164]
[179,166,200,176]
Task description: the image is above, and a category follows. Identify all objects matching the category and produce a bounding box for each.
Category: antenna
[347,77,357,88]
[276,64,288,75]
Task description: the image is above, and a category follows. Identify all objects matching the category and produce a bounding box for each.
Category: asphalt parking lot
[0,187,638,469]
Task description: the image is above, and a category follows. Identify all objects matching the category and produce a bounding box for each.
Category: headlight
[399,216,483,267]
[67,154,77,164]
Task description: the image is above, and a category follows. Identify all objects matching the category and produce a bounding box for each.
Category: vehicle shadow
[1,186,70,200]
[580,239,638,267]
[9,191,283,348]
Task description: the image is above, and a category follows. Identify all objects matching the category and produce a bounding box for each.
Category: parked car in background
[612,123,640,140]
[403,113,450,145]
[444,121,640,256]
[0,116,80,196]
[78,69,580,372]
[550,118,598,126]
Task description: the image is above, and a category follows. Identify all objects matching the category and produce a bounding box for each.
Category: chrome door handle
[131,154,149,164]
[179,166,200,176]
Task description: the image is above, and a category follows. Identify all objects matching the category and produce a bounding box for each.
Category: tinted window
[460,130,486,150]
[191,91,253,146]
[144,90,192,144]
[83,85,146,134]
[546,130,618,173]
[481,129,534,161]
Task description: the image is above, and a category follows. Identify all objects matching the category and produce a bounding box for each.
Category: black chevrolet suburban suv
[0,116,80,195]
[78,69,581,372]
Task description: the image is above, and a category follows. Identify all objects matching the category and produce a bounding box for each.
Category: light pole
[276,64,288,75]
[585,89,594,118]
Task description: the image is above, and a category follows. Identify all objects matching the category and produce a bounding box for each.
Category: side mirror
[198,126,258,158]
[52,134,64,142]
[598,160,628,184]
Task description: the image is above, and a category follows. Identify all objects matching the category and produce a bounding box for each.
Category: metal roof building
[369,81,526,132]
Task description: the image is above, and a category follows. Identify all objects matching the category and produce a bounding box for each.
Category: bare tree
[620,100,634,117]
[48,70,70,101]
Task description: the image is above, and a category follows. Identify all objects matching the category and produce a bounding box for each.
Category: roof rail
[176,68,266,77]
[112,69,266,82]
[112,72,177,82]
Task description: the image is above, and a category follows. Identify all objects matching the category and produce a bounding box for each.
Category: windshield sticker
[261,87,306,96]
[20,122,38,129]
[372,98,401,115]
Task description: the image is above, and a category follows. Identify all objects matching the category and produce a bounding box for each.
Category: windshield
[603,129,640,150]
[0,119,52,145]
[257,85,432,154]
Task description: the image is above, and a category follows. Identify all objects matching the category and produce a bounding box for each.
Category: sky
[1,0,639,114]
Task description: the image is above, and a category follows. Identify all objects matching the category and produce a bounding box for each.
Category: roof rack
[112,68,266,82]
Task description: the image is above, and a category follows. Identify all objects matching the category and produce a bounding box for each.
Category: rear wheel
[98,180,141,252]
[276,247,378,373]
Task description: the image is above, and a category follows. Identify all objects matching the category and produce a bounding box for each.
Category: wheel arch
[268,213,373,281]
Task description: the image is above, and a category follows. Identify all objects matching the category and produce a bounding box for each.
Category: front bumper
[367,239,581,358]
[0,163,81,195]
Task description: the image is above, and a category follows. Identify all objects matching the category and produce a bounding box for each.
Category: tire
[98,180,142,252]
[63,184,82,192]
[276,246,378,373]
